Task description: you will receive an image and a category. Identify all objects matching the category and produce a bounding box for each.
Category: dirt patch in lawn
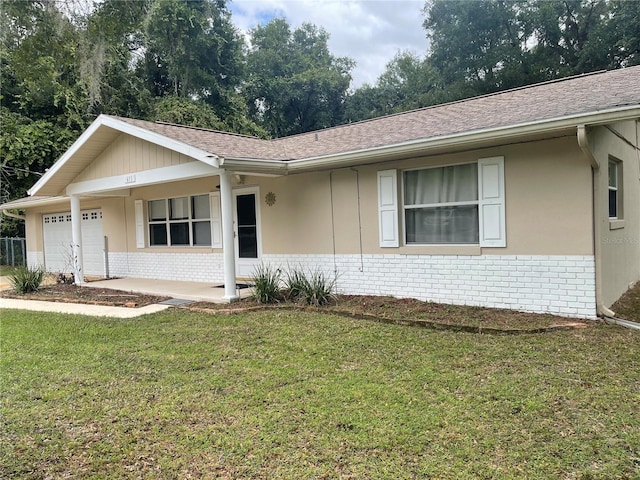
[1,283,169,308]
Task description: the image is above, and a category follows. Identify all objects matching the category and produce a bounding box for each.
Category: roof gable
[72,133,194,184]
[29,116,222,197]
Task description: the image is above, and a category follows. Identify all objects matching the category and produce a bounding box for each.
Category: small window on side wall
[608,159,622,219]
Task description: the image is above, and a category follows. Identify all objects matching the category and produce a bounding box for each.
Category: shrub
[251,263,282,304]
[284,267,336,306]
[10,265,45,294]
[301,269,337,306]
[283,266,306,301]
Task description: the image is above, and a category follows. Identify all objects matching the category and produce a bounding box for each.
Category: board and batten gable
[71,133,194,184]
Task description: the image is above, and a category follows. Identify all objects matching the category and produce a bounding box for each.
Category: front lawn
[1,309,638,479]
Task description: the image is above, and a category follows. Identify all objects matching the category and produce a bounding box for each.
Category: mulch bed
[183,294,591,333]
[1,284,169,308]
[2,284,596,333]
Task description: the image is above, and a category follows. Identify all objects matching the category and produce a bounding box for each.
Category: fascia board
[216,158,288,174]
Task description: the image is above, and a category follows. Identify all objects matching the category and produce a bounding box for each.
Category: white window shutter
[478,156,506,247]
[377,169,399,247]
[209,192,223,248]
[134,200,145,248]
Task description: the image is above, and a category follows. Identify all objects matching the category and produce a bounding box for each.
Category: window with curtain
[148,194,211,246]
[403,163,479,244]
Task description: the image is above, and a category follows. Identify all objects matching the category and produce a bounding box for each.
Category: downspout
[2,209,26,220]
[577,125,616,318]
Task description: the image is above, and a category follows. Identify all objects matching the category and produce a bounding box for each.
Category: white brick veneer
[263,254,597,319]
[108,252,225,283]
[87,251,596,318]
[27,251,44,269]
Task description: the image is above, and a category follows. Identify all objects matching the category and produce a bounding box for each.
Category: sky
[228,0,430,89]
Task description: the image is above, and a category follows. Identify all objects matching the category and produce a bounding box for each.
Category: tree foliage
[345,52,445,122]
[346,0,639,123]
[422,0,636,97]
[142,0,243,103]
[244,18,354,137]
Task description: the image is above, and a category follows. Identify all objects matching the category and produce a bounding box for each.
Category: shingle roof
[115,66,640,161]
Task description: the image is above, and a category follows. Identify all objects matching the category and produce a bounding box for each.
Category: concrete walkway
[0,297,170,318]
[0,276,252,318]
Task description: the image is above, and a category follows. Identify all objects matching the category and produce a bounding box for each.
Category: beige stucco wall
[588,120,640,307]
[257,136,594,256]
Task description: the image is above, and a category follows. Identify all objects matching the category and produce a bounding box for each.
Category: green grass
[0,264,18,276]
[1,309,639,479]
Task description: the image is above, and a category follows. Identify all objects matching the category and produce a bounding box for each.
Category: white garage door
[43,209,105,276]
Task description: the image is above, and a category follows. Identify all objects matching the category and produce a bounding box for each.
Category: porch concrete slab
[83,277,253,303]
[0,298,170,318]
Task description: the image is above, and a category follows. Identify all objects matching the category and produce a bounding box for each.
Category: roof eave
[0,196,70,210]
[289,105,640,172]
[227,105,640,174]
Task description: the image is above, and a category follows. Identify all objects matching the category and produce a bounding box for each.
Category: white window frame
[401,162,480,246]
[608,159,621,220]
[147,194,213,247]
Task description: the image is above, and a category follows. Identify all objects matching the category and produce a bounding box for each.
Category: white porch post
[70,195,84,284]
[219,171,237,300]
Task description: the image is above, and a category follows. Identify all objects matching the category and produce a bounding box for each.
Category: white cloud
[229,0,429,89]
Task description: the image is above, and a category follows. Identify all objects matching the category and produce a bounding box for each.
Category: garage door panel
[43,209,104,276]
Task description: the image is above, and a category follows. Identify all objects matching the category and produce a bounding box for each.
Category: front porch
[84,277,254,303]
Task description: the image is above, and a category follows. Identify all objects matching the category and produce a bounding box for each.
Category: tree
[423,0,532,94]
[422,0,621,99]
[609,0,640,67]
[526,0,612,77]
[1,0,89,128]
[0,108,76,236]
[79,0,152,117]
[141,0,243,104]
[244,18,354,137]
[150,96,268,138]
[344,52,443,122]
[1,1,89,235]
